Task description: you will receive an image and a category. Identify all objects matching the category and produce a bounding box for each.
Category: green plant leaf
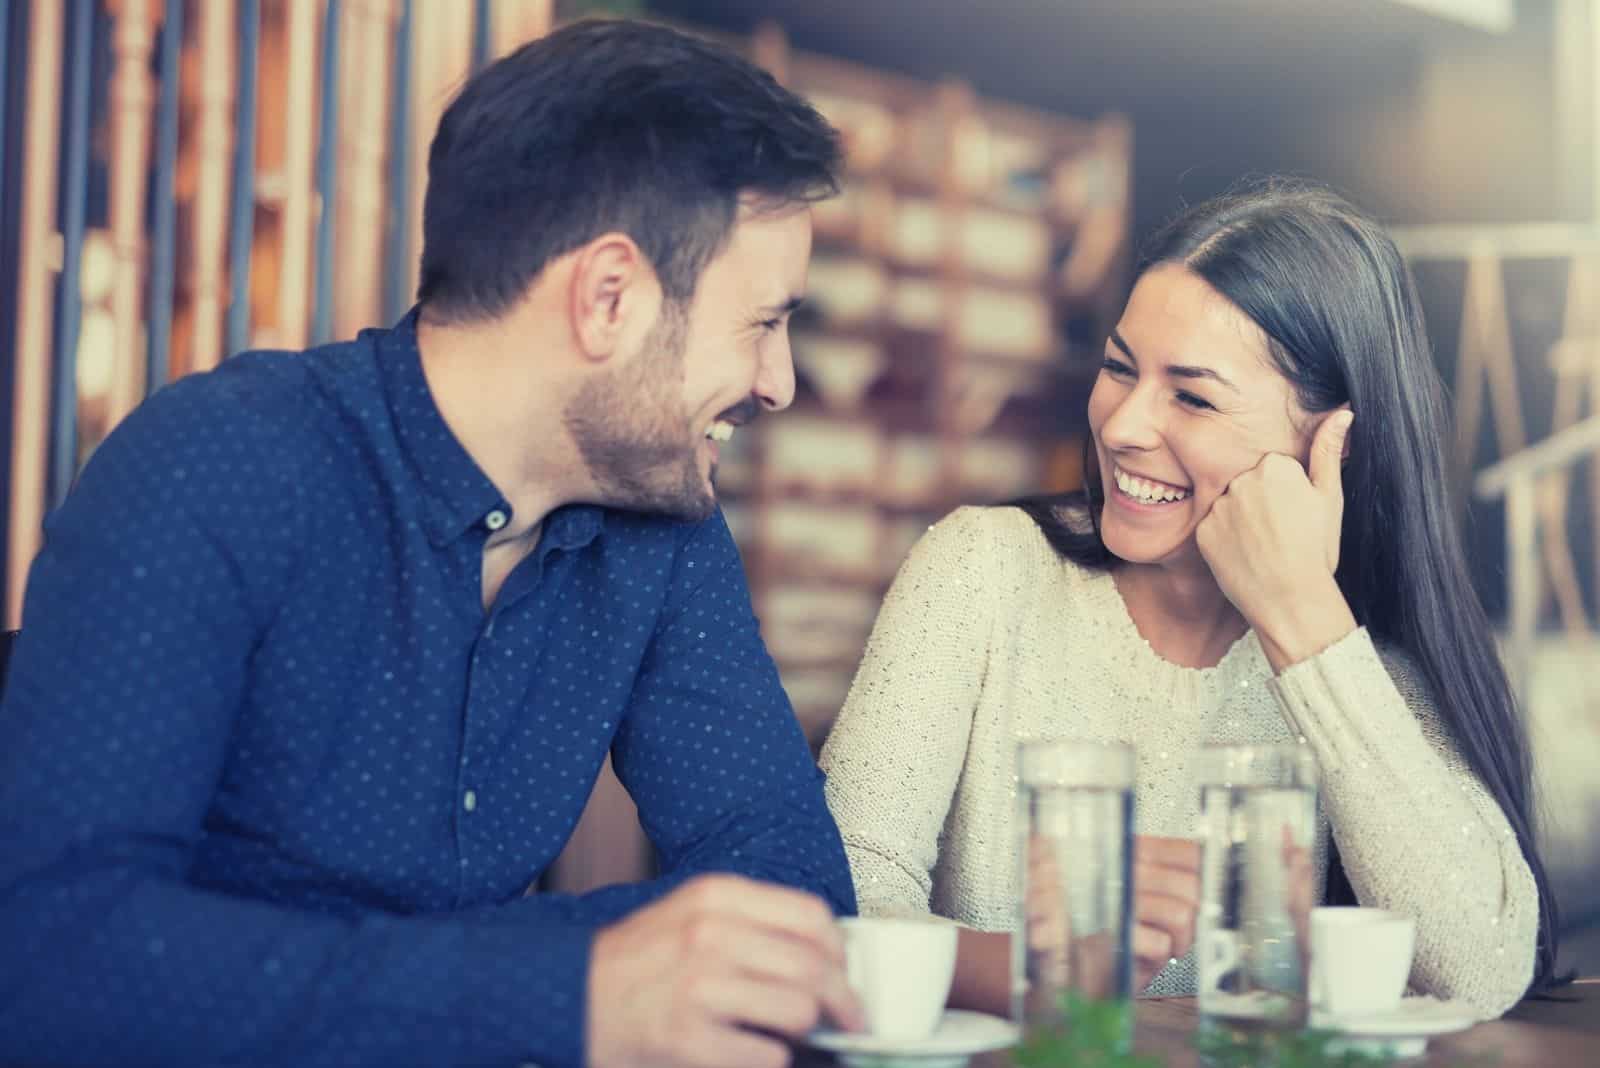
[1012,992,1159,1068]
[1011,992,1495,1067]
[1193,1025,1398,1068]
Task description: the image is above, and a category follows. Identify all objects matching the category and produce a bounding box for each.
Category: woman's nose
[1098,385,1163,452]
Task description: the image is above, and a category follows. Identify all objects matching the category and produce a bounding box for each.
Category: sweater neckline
[1084,565,1262,684]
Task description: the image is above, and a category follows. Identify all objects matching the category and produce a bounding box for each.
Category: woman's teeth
[1113,467,1190,504]
[705,421,735,443]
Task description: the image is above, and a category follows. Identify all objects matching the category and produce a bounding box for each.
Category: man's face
[566,204,812,521]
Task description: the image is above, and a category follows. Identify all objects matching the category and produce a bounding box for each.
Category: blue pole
[382,0,413,322]
[0,0,11,224]
[145,0,182,393]
[472,0,491,73]
[311,0,341,346]
[224,0,261,358]
[49,0,95,506]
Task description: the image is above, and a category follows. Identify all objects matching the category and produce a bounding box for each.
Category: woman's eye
[1176,390,1214,411]
[1101,357,1134,377]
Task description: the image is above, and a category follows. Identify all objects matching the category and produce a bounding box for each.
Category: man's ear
[569,233,654,364]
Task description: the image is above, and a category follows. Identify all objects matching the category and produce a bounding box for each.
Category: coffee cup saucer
[1310,996,1478,1058]
[804,1009,1020,1068]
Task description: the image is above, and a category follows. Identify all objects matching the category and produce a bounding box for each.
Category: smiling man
[0,19,863,1068]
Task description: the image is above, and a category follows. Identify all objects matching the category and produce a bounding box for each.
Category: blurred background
[0,0,1595,975]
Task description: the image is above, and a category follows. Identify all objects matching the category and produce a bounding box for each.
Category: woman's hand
[1024,836,1072,991]
[1025,836,1215,995]
[1133,836,1202,992]
[1196,409,1358,672]
[1022,836,1119,1005]
[1283,826,1316,978]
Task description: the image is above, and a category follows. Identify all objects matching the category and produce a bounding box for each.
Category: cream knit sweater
[819,505,1538,1018]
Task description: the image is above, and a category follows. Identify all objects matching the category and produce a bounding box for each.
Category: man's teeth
[1114,467,1190,503]
[705,421,735,443]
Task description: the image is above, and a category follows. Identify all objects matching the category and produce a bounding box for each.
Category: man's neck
[414,311,590,542]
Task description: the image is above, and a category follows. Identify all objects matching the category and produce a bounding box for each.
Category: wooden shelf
[763,652,877,674]
[812,222,1101,296]
[721,481,950,518]
[753,560,888,590]
[797,319,1102,375]
[827,168,1070,224]
[710,20,1130,721]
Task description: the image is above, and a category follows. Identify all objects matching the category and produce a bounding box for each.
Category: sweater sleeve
[819,507,998,920]
[1267,628,1538,1017]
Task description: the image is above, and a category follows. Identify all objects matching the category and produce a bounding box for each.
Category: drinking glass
[1195,743,1319,1041]
[1015,740,1135,1047]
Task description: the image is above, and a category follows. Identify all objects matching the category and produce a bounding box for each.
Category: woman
[819,181,1556,1020]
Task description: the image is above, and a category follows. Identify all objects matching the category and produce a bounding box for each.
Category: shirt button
[463,789,478,812]
[485,509,508,532]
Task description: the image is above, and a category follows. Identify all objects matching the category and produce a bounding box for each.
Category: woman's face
[1087,263,1319,570]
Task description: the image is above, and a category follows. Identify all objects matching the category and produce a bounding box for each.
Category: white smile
[1113,465,1191,504]
[705,420,735,443]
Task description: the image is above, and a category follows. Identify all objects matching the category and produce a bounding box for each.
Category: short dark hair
[417,18,843,323]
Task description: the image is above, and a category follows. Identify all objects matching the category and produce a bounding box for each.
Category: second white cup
[1310,906,1416,1021]
[838,915,959,1041]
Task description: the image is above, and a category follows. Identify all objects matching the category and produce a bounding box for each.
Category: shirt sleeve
[818,507,995,919]
[1267,628,1539,1017]
[603,507,857,918]
[0,379,596,1068]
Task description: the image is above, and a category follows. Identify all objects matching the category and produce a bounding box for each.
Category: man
[0,19,863,1068]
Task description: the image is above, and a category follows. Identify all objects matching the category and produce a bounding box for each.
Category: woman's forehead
[1120,265,1280,381]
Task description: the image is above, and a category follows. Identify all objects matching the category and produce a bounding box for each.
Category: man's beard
[563,304,716,522]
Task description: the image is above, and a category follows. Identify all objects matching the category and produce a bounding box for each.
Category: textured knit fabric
[0,311,854,1068]
[820,505,1537,1018]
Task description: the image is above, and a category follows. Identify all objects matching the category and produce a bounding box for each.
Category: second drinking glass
[1195,742,1319,1041]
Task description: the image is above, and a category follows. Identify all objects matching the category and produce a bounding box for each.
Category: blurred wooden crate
[711,24,1130,752]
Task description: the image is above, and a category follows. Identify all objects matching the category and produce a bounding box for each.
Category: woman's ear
[1307,404,1354,465]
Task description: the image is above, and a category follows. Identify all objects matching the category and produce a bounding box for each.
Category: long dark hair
[1017,179,1562,991]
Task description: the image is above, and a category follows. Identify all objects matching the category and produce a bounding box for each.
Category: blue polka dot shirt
[0,311,856,1068]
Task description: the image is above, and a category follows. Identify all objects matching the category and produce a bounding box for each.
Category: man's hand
[586,874,865,1068]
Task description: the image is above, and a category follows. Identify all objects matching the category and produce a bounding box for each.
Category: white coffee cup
[838,916,958,1041]
[1310,906,1416,1021]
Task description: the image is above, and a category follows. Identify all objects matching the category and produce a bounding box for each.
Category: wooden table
[799,979,1600,1066]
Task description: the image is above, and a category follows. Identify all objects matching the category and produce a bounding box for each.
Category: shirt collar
[378,308,513,546]
[540,504,605,555]
[378,308,607,552]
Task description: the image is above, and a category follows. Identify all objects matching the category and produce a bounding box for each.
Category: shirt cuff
[1265,626,1423,776]
[462,917,596,1068]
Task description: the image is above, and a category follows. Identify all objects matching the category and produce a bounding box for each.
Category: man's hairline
[419,185,832,325]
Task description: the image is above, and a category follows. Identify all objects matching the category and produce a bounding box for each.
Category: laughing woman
[819,181,1556,1020]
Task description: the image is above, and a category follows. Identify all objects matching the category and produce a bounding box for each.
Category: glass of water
[1015,740,1135,1046]
[1195,743,1319,1041]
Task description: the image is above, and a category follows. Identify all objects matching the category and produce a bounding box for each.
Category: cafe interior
[1,0,1597,1063]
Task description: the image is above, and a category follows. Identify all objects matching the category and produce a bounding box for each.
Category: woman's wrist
[1253,577,1358,673]
[949,928,1013,1017]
